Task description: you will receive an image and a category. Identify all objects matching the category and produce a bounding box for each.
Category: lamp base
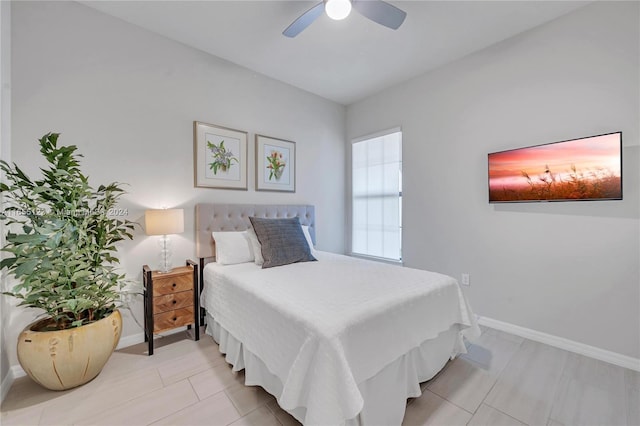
[158,235,173,273]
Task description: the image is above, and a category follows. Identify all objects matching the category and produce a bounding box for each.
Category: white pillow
[302,225,317,255]
[245,226,264,266]
[212,231,254,265]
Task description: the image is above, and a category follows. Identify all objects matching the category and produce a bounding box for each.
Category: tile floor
[1,326,638,425]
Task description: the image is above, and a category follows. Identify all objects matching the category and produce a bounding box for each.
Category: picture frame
[255,134,296,192]
[194,121,248,190]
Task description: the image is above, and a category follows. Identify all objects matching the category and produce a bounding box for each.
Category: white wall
[347,1,639,359]
[9,1,345,368]
[0,0,12,398]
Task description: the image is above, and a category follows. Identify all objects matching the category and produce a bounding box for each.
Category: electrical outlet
[461,273,470,286]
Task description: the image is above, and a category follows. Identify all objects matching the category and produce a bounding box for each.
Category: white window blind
[352,130,402,261]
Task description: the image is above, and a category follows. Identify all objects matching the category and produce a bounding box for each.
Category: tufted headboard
[195,203,316,261]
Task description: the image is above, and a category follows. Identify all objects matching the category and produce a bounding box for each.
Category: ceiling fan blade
[283,2,325,38]
[352,0,406,30]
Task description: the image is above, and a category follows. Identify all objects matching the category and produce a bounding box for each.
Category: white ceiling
[80,1,590,105]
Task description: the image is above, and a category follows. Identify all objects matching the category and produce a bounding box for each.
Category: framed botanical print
[255,134,296,192]
[194,121,248,190]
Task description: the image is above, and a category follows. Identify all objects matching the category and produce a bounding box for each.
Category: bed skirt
[205,313,461,426]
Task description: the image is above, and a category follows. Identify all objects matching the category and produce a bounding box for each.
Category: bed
[196,203,479,426]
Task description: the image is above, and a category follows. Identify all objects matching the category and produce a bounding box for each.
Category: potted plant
[0,133,135,390]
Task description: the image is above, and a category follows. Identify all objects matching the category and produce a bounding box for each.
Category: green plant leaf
[0,257,17,270]
[0,133,138,330]
[14,259,39,277]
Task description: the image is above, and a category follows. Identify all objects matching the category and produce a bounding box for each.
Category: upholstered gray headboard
[195,203,316,260]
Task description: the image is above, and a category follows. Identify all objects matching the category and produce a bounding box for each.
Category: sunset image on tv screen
[488,132,622,202]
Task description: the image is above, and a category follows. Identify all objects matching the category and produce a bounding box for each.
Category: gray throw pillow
[248,216,317,269]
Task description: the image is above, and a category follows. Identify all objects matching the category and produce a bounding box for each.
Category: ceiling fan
[283,0,407,38]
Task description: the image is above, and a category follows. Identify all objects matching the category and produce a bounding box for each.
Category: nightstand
[143,260,199,355]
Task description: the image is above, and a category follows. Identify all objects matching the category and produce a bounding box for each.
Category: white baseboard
[0,365,26,403]
[116,332,145,350]
[115,327,190,350]
[1,367,14,403]
[478,316,640,372]
[10,364,25,379]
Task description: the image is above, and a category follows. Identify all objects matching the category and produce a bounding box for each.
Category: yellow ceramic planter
[17,310,122,391]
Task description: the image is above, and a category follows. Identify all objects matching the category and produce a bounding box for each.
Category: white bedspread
[202,251,479,425]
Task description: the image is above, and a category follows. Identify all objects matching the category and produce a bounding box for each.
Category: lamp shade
[145,209,184,236]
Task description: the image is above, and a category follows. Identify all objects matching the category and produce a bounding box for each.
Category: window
[351,129,402,261]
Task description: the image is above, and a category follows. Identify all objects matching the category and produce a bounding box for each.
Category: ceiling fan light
[325,0,352,20]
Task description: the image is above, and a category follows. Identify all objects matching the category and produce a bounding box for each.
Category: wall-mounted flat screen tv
[488,132,622,203]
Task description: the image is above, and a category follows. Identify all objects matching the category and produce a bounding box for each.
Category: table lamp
[145,208,184,273]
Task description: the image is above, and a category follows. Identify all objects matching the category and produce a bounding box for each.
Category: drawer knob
[172,300,177,304]
[173,317,177,321]
[172,283,177,288]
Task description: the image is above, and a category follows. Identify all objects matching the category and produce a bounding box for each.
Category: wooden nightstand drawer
[153,307,194,333]
[143,261,199,355]
[153,291,193,314]
[152,274,193,296]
